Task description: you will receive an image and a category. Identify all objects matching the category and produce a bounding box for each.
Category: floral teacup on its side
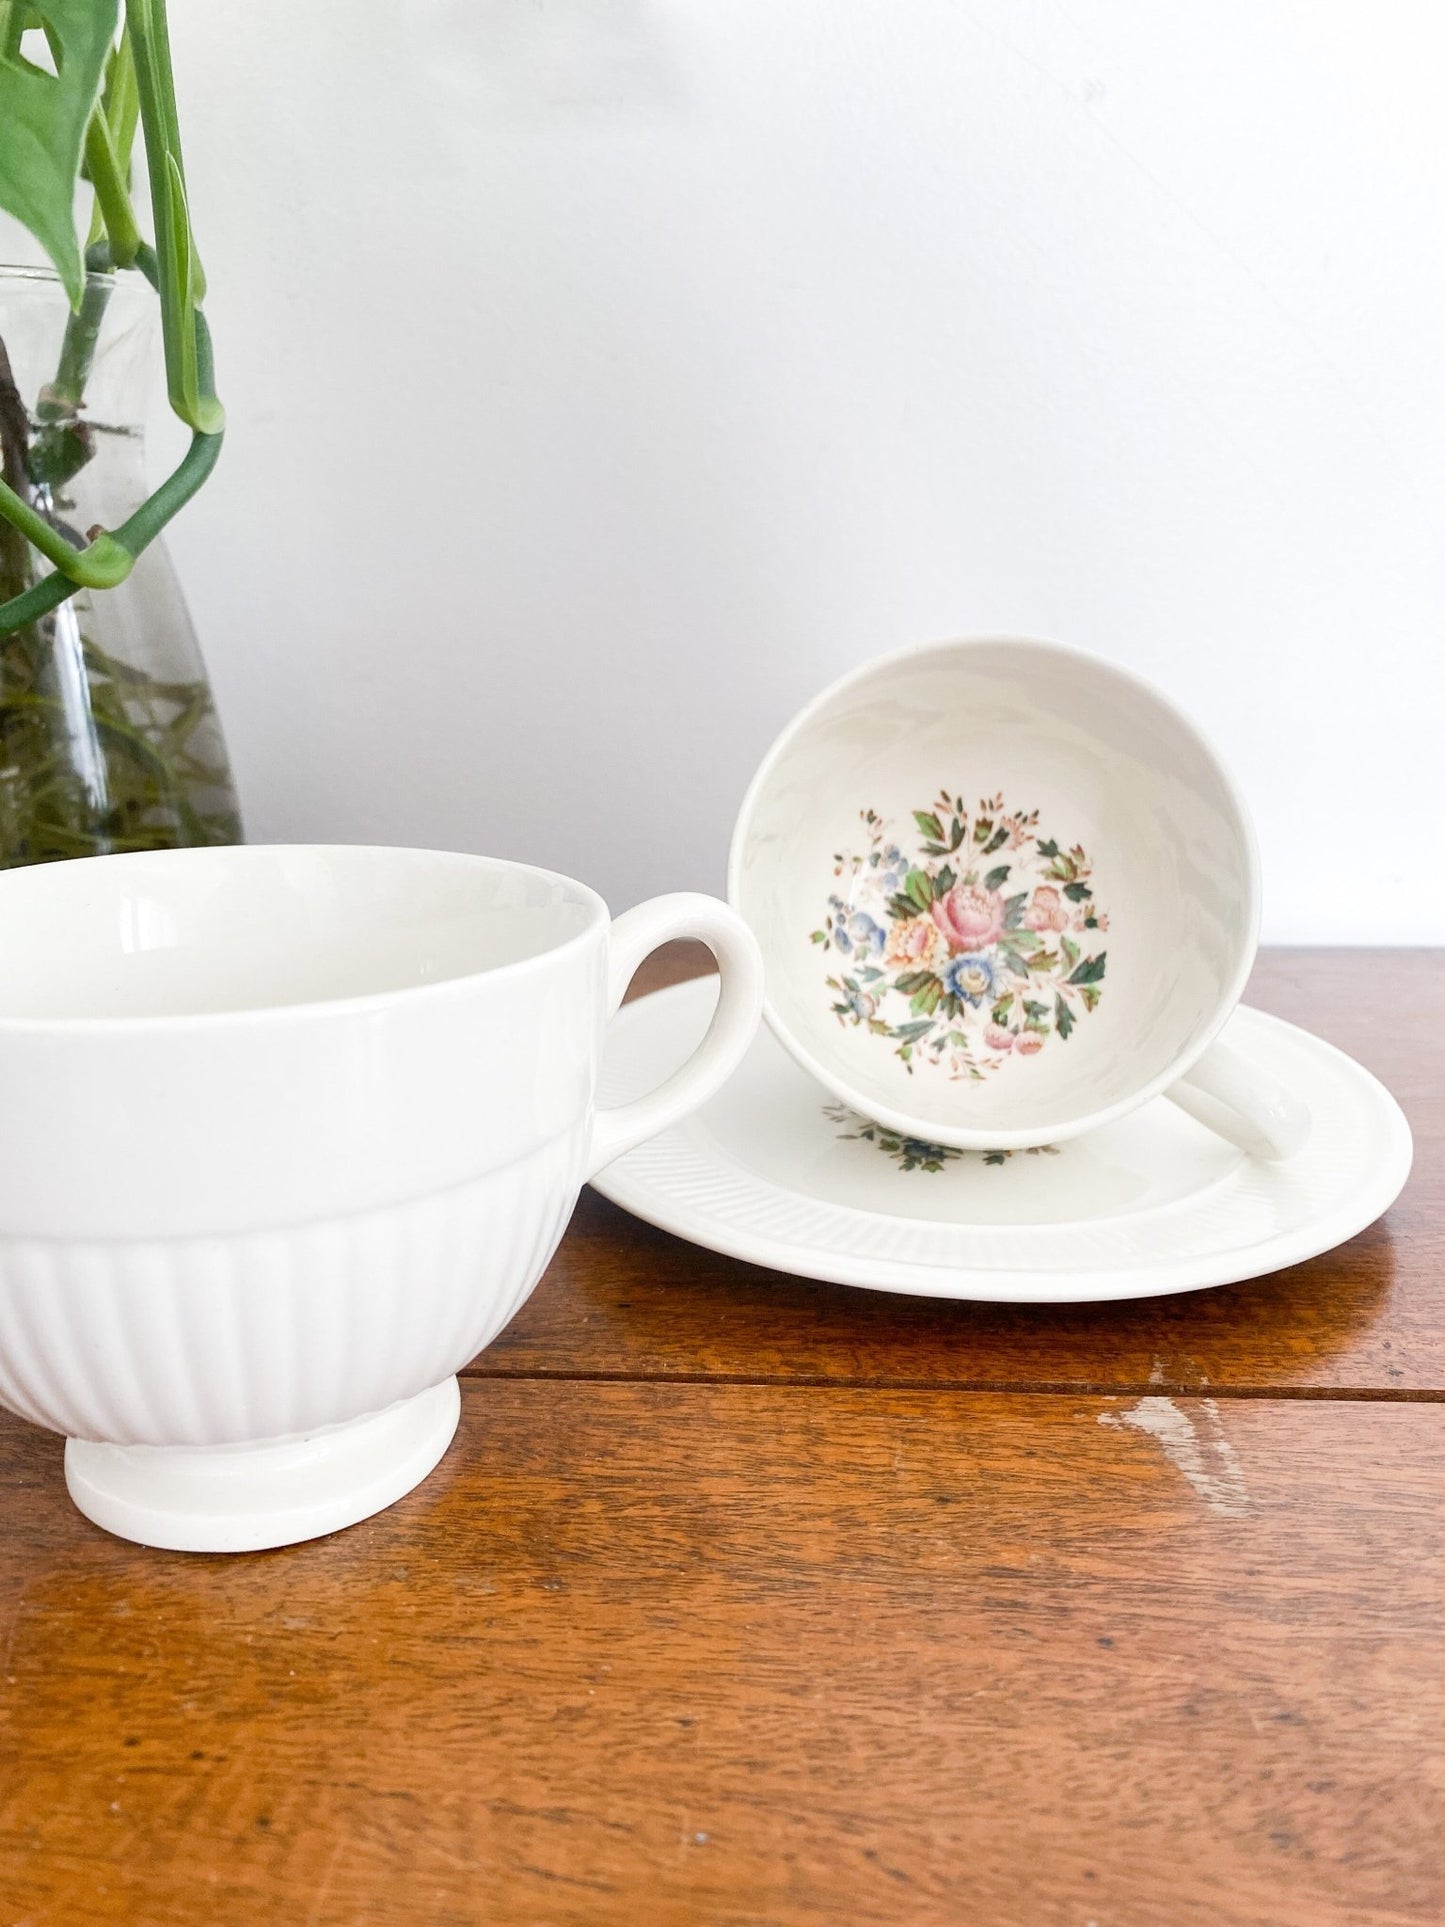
[728,635,1308,1159]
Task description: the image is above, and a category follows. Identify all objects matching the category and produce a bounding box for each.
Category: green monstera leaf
[0,0,120,305]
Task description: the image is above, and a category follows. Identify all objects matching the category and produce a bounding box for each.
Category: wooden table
[0,948,1440,1926]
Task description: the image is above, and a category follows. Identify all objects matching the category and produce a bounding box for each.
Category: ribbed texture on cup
[0,1130,584,1446]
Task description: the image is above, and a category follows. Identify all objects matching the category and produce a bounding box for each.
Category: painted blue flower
[844,986,878,1023]
[942,953,995,1007]
[836,911,885,959]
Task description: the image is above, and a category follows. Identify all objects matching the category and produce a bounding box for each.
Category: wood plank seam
[458,1366,1445,1401]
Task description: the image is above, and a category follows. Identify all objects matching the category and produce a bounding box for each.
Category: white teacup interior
[732,639,1256,1140]
[0,845,598,1020]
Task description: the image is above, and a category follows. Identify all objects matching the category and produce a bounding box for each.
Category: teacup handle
[587,893,763,1179]
[1164,1034,1310,1161]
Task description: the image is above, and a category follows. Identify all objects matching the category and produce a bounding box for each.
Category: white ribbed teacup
[0,844,762,1552]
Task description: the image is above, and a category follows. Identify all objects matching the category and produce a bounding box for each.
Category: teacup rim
[0,843,611,1033]
[725,631,1263,1149]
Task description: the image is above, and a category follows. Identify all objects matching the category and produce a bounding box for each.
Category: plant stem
[0,335,35,608]
[126,0,216,431]
[44,29,144,459]
[106,32,141,174]
[86,34,141,247]
[82,114,141,268]
[0,474,132,586]
[41,272,115,420]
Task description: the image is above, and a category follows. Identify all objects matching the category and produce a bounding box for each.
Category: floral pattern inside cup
[811,792,1109,1080]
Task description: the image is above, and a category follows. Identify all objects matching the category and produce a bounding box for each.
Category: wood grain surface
[477,947,1442,1396]
[0,949,1440,1925]
[3,1383,1443,1927]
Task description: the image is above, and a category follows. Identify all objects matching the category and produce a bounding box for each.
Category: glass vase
[0,263,241,866]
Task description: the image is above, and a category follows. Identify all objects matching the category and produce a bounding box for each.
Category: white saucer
[593,978,1412,1304]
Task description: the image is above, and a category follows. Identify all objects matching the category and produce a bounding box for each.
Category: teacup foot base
[64,1377,462,1553]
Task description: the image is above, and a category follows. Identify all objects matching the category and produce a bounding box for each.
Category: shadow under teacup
[728,635,1307,1160]
[0,844,762,1552]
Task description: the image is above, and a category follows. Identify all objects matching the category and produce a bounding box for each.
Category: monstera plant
[0,0,239,863]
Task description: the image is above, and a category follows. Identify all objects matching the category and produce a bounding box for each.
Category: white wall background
[15,1,1445,937]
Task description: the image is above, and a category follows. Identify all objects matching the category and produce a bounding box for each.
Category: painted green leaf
[1003,891,1028,929]
[1055,993,1075,1040]
[913,810,945,842]
[935,863,956,894]
[1068,951,1108,986]
[1061,935,1080,969]
[983,826,1008,855]
[1079,983,1102,1011]
[984,864,1011,892]
[910,979,942,1016]
[888,892,920,922]
[904,868,935,911]
[895,1018,935,1042]
[893,970,936,995]
[1063,880,1092,902]
[1036,838,1060,859]
[0,0,119,305]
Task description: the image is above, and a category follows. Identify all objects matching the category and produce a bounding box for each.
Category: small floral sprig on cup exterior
[822,1101,1063,1171]
[811,791,1109,1081]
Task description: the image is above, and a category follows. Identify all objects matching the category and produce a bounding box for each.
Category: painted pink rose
[1015,1032,1044,1056]
[984,1024,1015,1053]
[1025,884,1070,934]
[931,883,1004,953]
[885,914,945,971]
